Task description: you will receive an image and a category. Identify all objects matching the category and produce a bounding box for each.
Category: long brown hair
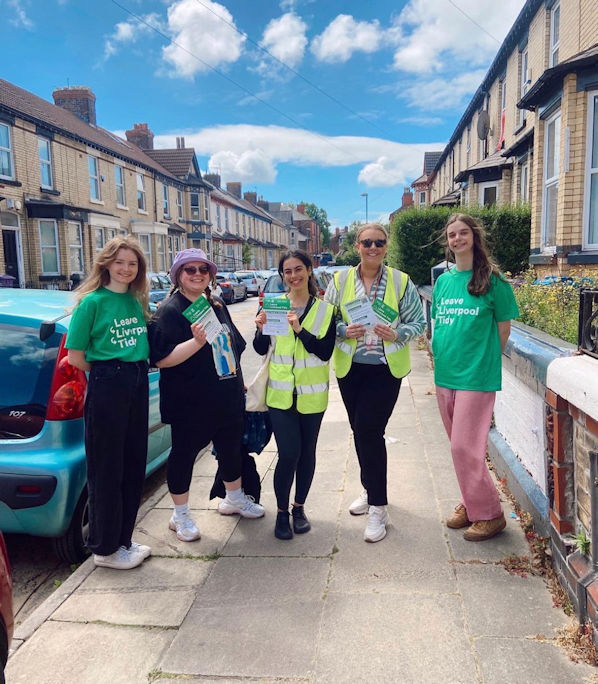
[278,249,318,297]
[74,236,150,315]
[443,213,499,296]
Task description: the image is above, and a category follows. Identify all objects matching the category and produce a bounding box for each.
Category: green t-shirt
[431,269,519,391]
[66,287,149,362]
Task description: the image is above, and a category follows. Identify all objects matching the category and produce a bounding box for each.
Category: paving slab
[455,563,569,638]
[135,507,238,557]
[160,557,329,678]
[6,621,174,684]
[315,592,477,683]
[474,636,595,683]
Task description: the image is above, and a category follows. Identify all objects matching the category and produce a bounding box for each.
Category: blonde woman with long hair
[66,236,152,570]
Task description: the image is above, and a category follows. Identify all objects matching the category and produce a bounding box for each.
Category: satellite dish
[477,110,490,140]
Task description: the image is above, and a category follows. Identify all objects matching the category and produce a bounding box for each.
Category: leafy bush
[389,204,531,285]
[513,269,597,344]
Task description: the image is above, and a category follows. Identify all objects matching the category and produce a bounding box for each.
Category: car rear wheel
[52,490,91,564]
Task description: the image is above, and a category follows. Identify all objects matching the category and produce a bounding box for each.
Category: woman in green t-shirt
[431,214,519,542]
[66,236,152,570]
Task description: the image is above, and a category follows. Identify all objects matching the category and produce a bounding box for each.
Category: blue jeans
[84,360,148,555]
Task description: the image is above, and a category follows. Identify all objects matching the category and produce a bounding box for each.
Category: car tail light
[252,278,257,284]
[221,281,231,287]
[46,335,87,421]
[259,292,264,307]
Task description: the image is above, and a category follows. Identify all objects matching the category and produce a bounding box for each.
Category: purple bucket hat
[169,248,217,284]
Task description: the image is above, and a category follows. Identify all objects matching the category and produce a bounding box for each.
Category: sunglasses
[182,265,210,275]
[359,238,387,248]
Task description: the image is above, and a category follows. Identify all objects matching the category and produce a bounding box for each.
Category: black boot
[275,511,293,540]
[292,505,311,534]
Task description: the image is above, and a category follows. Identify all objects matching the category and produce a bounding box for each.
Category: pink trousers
[435,386,503,521]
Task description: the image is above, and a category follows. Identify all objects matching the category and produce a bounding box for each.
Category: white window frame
[520,48,529,126]
[138,233,152,270]
[549,1,560,68]
[478,182,498,207]
[542,110,561,251]
[38,137,53,189]
[162,184,170,218]
[419,191,426,205]
[88,155,101,201]
[157,234,167,272]
[68,221,84,274]
[39,219,60,275]
[115,165,126,207]
[520,161,529,202]
[583,91,598,249]
[0,122,14,180]
[136,173,146,212]
[203,192,209,221]
[94,227,105,251]
[177,190,183,219]
[216,204,221,229]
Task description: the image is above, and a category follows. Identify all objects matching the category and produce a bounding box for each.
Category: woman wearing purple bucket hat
[148,248,264,542]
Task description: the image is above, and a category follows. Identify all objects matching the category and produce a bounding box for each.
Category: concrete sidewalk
[6,347,595,683]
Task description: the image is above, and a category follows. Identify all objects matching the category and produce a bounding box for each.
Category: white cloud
[154,124,443,188]
[162,0,245,78]
[259,12,307,68]
[402,70,486,110]
[103,13,162,61]
[7,0,33,29]
[311,15,385,63]
[396,115,444,126]
[237,89,274,107]
[391,0,526,74]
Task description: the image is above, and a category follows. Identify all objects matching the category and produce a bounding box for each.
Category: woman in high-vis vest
[254,250,335,540]
[324,224,425,543]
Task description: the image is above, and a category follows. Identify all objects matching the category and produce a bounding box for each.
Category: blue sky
[2,0,525,228]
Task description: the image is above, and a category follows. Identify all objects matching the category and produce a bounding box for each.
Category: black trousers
[167,413,244,494]
[269,405,324,511]
[338,363,402,506]
[84,360,149,556]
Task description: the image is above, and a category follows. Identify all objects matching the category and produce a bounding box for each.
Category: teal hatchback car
[0,289,171,563]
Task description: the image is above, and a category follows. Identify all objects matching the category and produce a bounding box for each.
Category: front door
[2,230,19,285]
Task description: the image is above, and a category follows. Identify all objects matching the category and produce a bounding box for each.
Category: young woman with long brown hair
[66,236,152,569]
[432,213,519,541]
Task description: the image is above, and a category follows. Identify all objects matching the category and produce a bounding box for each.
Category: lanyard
[358,265,383,303]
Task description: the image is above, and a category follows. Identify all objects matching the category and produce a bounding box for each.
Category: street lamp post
[360,192,368,223]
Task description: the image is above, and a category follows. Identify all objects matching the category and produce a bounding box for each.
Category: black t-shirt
[148,292,246,424]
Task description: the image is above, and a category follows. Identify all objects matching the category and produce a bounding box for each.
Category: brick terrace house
[0,80,212,286]
[410,151,442,208]
[426,0,598,275]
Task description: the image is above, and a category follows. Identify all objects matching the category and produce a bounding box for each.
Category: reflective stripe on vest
[266,297,334,414]
[332,266,411,379]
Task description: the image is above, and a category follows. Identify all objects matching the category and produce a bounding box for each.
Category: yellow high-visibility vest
[267,296,335,414]
[333,266,410,379]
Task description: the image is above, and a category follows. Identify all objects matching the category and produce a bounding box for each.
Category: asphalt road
[6,295,262,628]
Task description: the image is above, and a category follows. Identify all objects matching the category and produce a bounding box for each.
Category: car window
[0,324,61,439]
[264,275,285,293]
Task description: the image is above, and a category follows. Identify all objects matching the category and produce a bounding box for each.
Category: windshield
[0,324,61,439]
[265,275,285,293]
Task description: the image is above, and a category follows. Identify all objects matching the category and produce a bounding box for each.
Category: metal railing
[579,288,598,359]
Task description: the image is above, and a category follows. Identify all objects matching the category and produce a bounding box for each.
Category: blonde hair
[74,236,150,316]
[356,223,388,242]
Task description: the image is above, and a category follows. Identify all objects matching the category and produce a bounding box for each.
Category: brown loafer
[446,503,471,529]
[463,514,506,541]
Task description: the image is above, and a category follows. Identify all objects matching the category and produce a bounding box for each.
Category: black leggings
[338,363,402,506]
[269,405,324,511]
[167,414,244,495]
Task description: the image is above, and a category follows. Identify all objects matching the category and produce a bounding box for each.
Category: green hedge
[389,204,531,285]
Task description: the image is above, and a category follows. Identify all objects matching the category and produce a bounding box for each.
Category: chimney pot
[125,122,154,150]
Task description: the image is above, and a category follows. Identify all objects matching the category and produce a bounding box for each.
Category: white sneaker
[218,492,265,519]
[94,545,144,570]
[364,505,389,543]
[349,489,369,516]
[129,541,151,559]
[169,511,201,542]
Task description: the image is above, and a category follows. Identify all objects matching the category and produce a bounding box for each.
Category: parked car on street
[148,272,171,305]
[0,289,171,564]
[0,532,13,682]
[258,268,331,309]
[216,272,247,304]
[235,270,266,296]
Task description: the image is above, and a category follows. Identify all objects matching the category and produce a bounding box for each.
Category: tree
[242,243,253,267]
[301,202,331,249]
